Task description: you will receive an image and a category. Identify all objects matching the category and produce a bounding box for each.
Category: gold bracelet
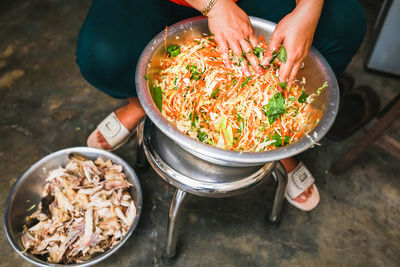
[201,0,218,16]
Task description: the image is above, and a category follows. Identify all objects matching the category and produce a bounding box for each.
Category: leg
[76,0,199,149]
[165,189,187,258]
[269,162,288,223]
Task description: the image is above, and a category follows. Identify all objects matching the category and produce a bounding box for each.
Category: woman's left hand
[261,0,324,86]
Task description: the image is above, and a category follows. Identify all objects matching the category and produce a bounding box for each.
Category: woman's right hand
[187,0,262,75]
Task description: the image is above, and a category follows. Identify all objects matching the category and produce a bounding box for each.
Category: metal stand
[135,119,288,258]
[135,119,146,168]
[165,189,187,257]
[269,162,287,223]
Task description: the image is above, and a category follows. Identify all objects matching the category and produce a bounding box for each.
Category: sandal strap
[97,112,130,148]
[286,161,315,199]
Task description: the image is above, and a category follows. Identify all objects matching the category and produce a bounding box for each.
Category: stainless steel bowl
[136,16,339,167]
[4,147,143,267]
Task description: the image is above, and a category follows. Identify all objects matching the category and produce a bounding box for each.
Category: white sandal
[87,112,135,151]
[285,161,320,211]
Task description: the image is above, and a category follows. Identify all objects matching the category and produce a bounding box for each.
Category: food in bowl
[21,154,137,264]
[150,35,326,152]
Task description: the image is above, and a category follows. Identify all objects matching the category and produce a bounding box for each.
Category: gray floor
[0,0,399,266]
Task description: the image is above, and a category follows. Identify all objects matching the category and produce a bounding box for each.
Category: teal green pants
[76,0,366,99]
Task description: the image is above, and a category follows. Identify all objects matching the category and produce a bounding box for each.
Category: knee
[75,34,129,90]
[323,0,366,54]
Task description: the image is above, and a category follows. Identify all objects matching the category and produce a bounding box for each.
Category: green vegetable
[236,113,245,133]
[167,45,180,57]
[152,86,162,111]
[241,77,252,88]
[219,116,233,146]
[189,65,201,80]
[317,82,328,95]
[298,92,309,103]
[279,82,287,89]
[238,57,244,64]
[264,92,286,124]
[277,46,287,63]
[189,111,198,127]
[144,74,148,80]
[269,51,279,64]
[253,47,263,60]
[210,87,220,98]
[197,130,208,142]
[272,134,290,147]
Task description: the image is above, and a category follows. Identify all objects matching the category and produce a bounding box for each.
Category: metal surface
[137,119,287,257]
[142,118,276,197]
[4,147,143,267]
[136,16,339,167]
[269,162,288,222]
[165,189,187,257]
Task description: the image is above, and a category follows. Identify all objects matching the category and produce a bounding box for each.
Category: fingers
[287,61,301,87]
[214,35,232,68]
[249,34,258,48]
[261,31,283,66]
[278,56,294,84]
[239,39,262,74]
[228,39,251,76]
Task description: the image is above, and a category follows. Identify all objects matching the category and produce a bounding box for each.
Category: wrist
[292,0,323,28]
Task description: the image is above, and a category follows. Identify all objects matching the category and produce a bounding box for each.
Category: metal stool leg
[165,189,187,257]
[269,162,287,223]
[135,119,146,167]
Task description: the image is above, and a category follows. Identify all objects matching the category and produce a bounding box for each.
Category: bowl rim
[3,147,143,267]
[135,16,339,166]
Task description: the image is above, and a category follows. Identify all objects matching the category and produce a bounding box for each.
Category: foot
[87,98,146,150]
[280,158,317,208]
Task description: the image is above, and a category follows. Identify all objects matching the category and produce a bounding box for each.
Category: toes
[96,131,112,150]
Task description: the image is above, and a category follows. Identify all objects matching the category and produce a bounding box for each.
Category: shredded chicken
[21,154,137,264]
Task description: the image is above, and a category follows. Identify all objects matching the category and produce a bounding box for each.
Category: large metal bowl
[4,147,143,267]
[136,16,339,167]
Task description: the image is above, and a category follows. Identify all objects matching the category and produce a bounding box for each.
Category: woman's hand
[207,0,262,75]
[186,0,262,75]
[261,0,324,86]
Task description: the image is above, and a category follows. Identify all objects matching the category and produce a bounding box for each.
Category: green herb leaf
[189,111,198,127]
[152,86,162,111]
[190,65,201,80]
[144,74,148,80]
[278,46,287,63]
[272,134,290,147]
[265,92,286,124]
[298,92,309,103]
[167,45,180,57]
[253,47,263,60]
[197,130,208,142]
[210,87,220,98]
[279,82,287,89]
[269,51,279,64]
[236,113,243,122]
[241,77,252,88]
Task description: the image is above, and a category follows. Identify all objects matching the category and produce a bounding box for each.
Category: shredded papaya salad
[150,35,327,152]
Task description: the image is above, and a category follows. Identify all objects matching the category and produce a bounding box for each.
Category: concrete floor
[0,0,399,266]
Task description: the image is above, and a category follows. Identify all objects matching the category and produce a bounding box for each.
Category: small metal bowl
[4,147,143,267]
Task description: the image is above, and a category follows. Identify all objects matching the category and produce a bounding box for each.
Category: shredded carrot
[153,36,324,152]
